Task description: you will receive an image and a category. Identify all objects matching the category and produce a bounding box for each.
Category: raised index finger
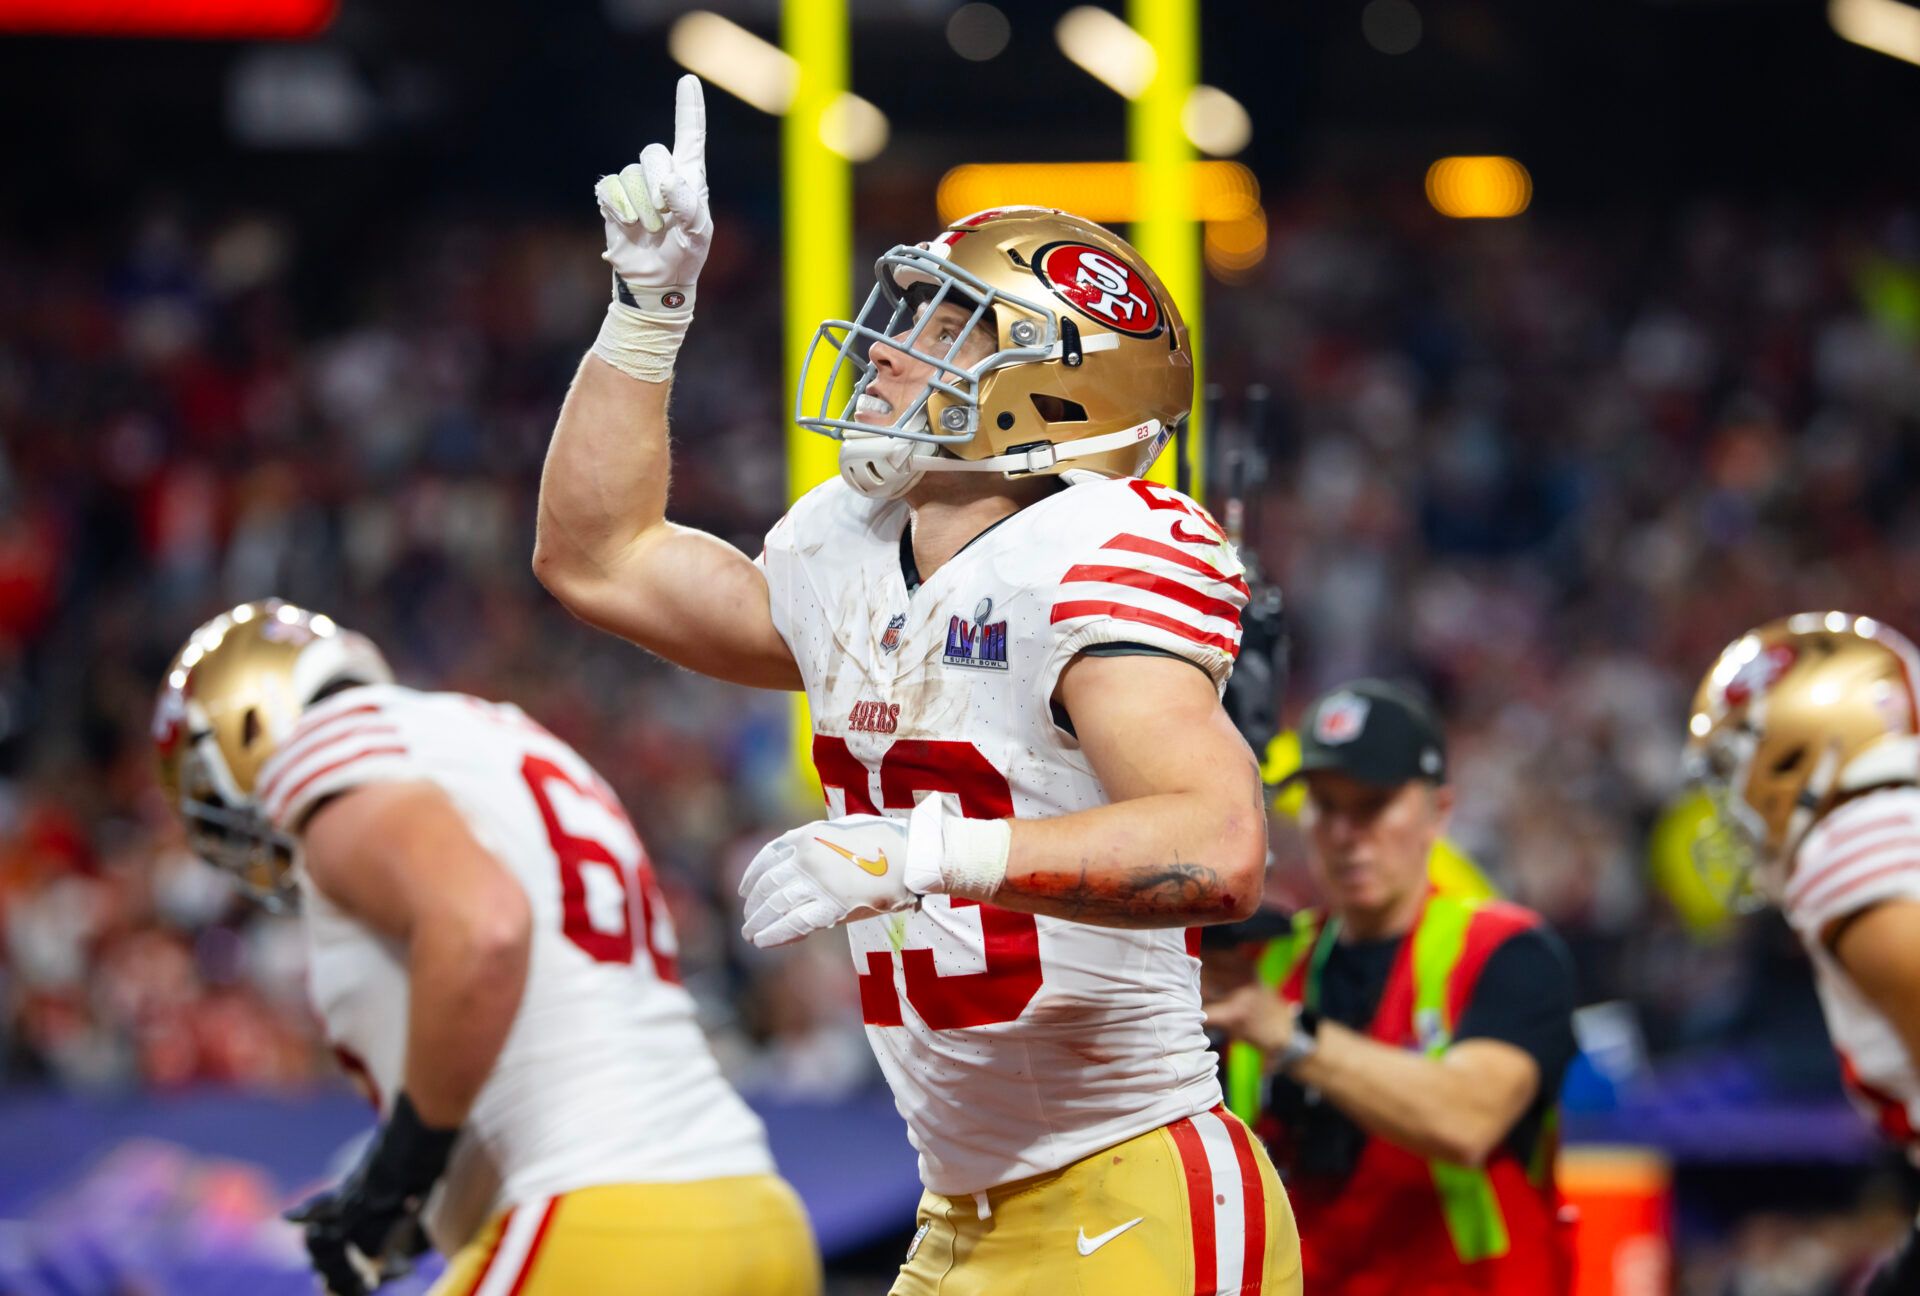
[672,74,707,189]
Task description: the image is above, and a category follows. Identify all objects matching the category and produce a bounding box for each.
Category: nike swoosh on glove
[739,813,922,949]
[595,72,711,314]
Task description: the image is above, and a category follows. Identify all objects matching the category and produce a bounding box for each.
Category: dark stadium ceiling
[2,0,1917,232]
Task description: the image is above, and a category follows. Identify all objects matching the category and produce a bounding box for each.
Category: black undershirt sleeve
[1451,925,1579,1091]
[1050,643,1210,737]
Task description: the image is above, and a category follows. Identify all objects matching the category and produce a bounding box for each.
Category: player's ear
[1427,782,1456,831]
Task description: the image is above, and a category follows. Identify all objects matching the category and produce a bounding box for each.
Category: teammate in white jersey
[535,77,1299,1295]
[1687,612,1920,1294]
[152,599,819,1296]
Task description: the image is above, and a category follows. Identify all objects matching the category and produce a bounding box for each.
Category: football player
[1687,612,1920,1295]
[153,599,820,1296]
[535,77,1300,1295]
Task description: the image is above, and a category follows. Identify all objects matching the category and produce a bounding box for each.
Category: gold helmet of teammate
[1684,612,1920,902]
[797,207,1193,499]
[152,599,393,907]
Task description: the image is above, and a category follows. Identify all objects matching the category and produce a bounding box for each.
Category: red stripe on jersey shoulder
[1221,1109,1268,1296]
[283,702,384,752]
[1050,600,1240,655]
[1791,820,1920,899]
[1061,563,1243,625]
[1799,855,1920,918]
[1823,812,1918,853]
[257,724,400,804]
[1166,1117,1217,1296]
[1791,836,1920,911]
[267,745,408,822]
[261,702,388,794]
[1099,534,1252,599]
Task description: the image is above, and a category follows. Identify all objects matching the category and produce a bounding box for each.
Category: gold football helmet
[797,207,1193,499]
[152,599,393,906]
[1685,612,1920,902]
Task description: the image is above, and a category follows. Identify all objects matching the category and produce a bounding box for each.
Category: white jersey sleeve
[1037,477,1250,698]
[1784,789,1920,940]
[258,690,423,830]
[759,477,904,686]
[756,508,795,646]
[1784,787,1920,1149]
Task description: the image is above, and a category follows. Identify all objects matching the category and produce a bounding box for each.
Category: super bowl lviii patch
[944,597,1009,671]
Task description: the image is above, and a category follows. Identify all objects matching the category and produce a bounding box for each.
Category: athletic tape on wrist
[943,815,1012,901]
[904,795,1010,901]
[591,297,692,384]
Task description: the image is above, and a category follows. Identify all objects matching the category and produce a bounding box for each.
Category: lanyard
[1302,914,1342,1014]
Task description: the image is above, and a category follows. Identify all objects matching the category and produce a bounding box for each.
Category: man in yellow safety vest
[1206,680,1579,1295]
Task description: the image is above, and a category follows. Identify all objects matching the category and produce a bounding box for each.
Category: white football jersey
[1782,786,1920,1148]
[256,685,773,1249]
[759,473,1251,1196]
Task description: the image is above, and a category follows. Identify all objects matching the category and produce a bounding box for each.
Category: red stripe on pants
[463,1207,514,1296]
[1223,1110,1268,1296]
[504,1197,560,1296]
[1167,1116,1218,1295]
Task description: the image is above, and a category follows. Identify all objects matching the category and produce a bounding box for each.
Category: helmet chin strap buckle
[1005,441,1058,475]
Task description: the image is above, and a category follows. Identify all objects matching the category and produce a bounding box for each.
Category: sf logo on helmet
[1035,242,1163,338]
[1722,643,1798,708]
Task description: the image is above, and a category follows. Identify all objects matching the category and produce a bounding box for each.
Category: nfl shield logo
[880,613,907,655]
[1315,692,1370,745]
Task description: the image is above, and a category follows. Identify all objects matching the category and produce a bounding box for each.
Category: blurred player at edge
[152,600,820,1296]
[1687,613,1920,1296]
[534,77,1299,1296]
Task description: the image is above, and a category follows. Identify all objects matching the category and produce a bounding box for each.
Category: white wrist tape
[591,295,692,384]
[905,795,1011,901]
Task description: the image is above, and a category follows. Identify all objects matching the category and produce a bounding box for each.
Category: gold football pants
[892,1106,1302,1296]
[431,1174,821,1296]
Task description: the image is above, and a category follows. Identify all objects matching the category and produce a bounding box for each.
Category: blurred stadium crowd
[4,188,1918,1136]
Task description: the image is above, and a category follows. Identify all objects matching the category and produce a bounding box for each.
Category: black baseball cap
[1285,679,1448,788]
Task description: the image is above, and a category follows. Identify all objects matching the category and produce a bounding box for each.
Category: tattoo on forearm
[1021,854,1235,926]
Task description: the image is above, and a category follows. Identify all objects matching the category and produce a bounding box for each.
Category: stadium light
[1055,6,1159,99]
[937,160,1259,224]
[668,12,796,114]
[1203,209,1267,282]
[668,9,889,160]
[947,2,1011,61]
[940,159,1269,285]
[1829,0,1920,65]
[819,92,888,163]
[1425,155,1532,219]
[1181,85,1252,157]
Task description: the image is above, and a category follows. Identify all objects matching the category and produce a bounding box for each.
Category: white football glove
[737,797,1015,949]
[740,814,917,949]
[591,74,711,383]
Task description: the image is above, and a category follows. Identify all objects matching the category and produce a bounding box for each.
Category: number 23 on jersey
[813,735,1043,1030]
